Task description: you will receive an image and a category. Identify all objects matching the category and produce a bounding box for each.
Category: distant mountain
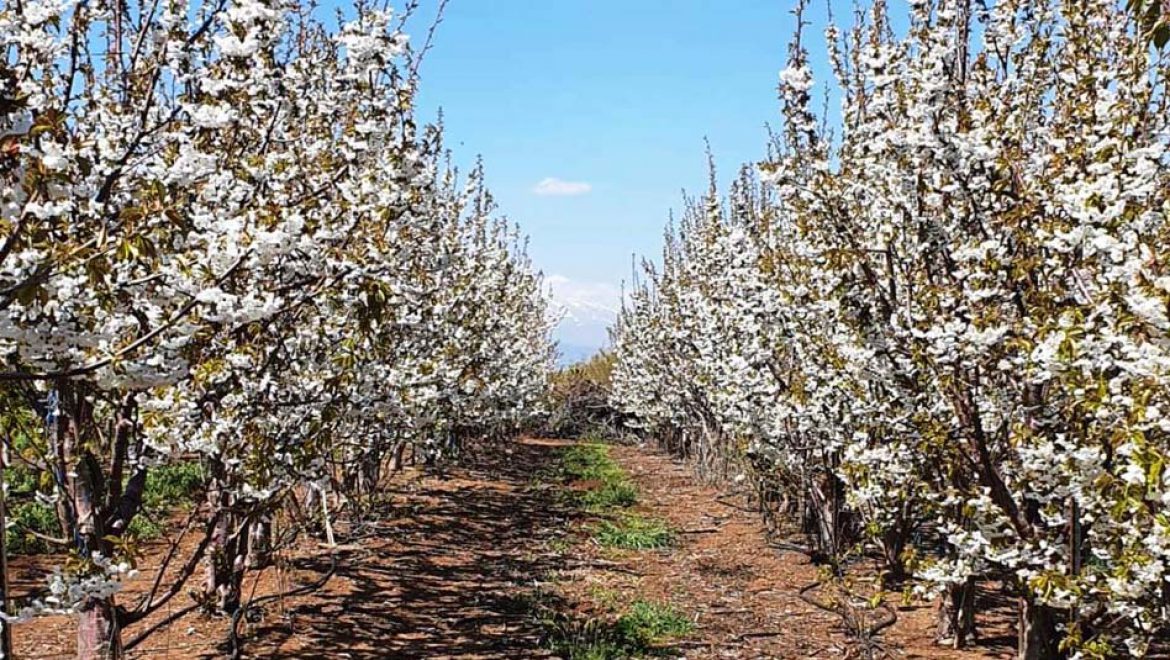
[545,275,621,366]
[552,295,617,347]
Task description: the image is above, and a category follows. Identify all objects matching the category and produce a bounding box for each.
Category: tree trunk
[246,516,272,570]
[361,452,381,496]
[77,596,122,659]
[1018,596,1060,660]
[60,380,125,659]
[880,509,912,585]
[206,517,247,614]
[390,442,407,472]
[204,460,237,613]
[806,475,843,563]
[224,522,249,612]
[936,577,977,648]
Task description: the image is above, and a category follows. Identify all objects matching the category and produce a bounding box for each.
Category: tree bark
[61,381,125,659]
[77,596,122,659]
[1018,596,1060,660]
[246,516,272,570]
[936,577,977,648]
[390,441,407,472]
[204,460,235,613]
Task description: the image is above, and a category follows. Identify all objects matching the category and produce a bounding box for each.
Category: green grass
[126,512,165,540]
[543,445,688,657]
[587,585,623,610]
[550,631,630,660]
[561,443,626,482]
[143,461,205,509]
[561,443,639,513]
[0,453,205,554]
[580,479,639,511]
[560,443,673,549]
[616,600,694,647]
[593,514,674,550]
[549,536,573,554]
[119,461,206,541]
[538,599,693,659]
[6,501,58,555]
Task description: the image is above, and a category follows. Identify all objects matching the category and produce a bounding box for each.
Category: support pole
[0,438,13,658]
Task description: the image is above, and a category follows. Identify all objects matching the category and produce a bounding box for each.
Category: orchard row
[611,1,1170,657]
[1,0,553,656]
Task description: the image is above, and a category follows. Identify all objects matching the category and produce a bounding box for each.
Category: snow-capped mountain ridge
[545,275,621,364]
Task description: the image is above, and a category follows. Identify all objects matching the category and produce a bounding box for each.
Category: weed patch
[580,479,638,511]
[536,596,692,659]
[616,600,693,647]
[593,514,673,550]
[561,443,625,482]
[6,501,58,555]
[561,443,639,513]
[143,461,205,509]
[127,512,165,540]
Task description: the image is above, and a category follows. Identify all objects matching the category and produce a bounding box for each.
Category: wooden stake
[0,439,13,659]
[320,488,336,548]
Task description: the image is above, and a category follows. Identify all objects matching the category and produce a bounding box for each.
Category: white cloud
[532,177,592,197]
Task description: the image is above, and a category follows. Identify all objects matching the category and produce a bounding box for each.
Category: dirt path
[228,437,577,659]
[12,438,577,659]
[12,438,1013,658]
[554,443,1014,659]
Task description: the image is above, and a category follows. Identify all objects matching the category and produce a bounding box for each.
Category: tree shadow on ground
[233,439,578,659]
[968,585,1021,657]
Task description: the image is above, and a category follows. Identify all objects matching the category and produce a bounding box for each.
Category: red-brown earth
[10,438,1013,659]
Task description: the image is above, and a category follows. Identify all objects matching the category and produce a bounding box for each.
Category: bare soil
[9,438,1013,658]
[551,443,1015,659]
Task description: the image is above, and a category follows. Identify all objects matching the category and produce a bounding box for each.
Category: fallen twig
[714,495,754,513]
[736,630,784,641]
[585,560,641,576]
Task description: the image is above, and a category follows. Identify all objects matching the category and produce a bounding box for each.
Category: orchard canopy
[2,0,550,654]
[2,0,1170,658]
[611,0,1170,657]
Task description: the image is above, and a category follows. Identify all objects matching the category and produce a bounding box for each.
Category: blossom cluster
[611,0,1170,655]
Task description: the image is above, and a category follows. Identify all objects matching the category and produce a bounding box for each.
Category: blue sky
[408,1,832,350]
